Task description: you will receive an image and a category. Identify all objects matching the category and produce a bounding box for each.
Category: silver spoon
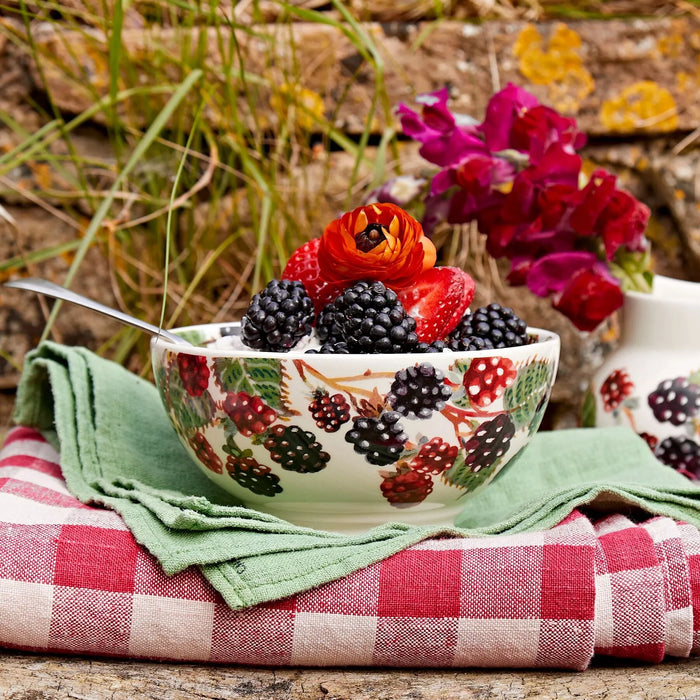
[4,277,192,346]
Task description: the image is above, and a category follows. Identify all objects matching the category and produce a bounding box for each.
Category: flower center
[355,223,388,252]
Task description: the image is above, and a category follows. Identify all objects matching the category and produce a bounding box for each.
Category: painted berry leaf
[168,366,216,431]
[214,357,284,409]
[442,449,502,493]
[503,360,554,429]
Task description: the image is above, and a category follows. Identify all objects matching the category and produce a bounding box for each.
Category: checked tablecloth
[1,426,699,670]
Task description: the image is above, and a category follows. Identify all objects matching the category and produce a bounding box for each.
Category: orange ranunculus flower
[317,203,436,289]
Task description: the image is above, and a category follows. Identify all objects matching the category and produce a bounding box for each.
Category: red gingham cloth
[1,426,699,669]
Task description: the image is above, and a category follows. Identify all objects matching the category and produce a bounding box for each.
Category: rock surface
[1,17,696,135]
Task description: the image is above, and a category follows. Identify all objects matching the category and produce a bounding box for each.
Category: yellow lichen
[658,33,684,58]
[269,83,325,132]
[513,23,594,114]
[676,55,700,93]
[600,81,678,133]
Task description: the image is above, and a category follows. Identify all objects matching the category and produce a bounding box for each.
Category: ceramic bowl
[151,323,560,533]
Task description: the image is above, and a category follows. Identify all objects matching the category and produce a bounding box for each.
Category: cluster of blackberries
[240,279,529,354]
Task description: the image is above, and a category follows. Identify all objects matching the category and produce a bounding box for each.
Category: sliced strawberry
[282,238,345,314]
[396,266,475,343]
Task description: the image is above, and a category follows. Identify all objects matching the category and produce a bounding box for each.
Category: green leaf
[170,385,216,432]
[580,388,597,428]
[443,451,501,493]
[213,356,283,409]
[39,68,203,343]
[504,360,555,430]
[176,330,208,345]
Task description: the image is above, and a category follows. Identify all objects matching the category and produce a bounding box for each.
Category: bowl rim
[151,321,561,359]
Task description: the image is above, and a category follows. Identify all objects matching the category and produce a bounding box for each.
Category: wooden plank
[1,651,699,699]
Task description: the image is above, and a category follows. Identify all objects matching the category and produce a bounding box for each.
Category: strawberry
[396,266,475,343]
[281,238,345,314]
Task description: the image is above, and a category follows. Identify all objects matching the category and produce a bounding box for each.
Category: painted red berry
[600,369,634,412]
[638,432,659,451]
[462,356,517,408]
[380,467,433,507]
[188,432,222,474]
[177,353,210,397]
[409,437,459,475]
[308,390,351,433]
[223,392,277,436]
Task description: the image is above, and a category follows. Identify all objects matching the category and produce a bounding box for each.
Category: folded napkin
[1,426,698,669]
[12,342,700,611]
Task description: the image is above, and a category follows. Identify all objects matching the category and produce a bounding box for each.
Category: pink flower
[525,251,604,297]
[392,85,652,332]
[478,83,540,151]
[431,154,514,224]
[510,105,586,162]
[552,266,624,332]
[571,170,650,258]
[397,88,485,168]
[499,144,581,223]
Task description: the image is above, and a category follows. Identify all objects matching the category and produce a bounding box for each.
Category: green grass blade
[39,68,204,342]
[160,95,207,333]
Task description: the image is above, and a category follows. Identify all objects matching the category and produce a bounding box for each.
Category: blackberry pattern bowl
[152,323,560,533]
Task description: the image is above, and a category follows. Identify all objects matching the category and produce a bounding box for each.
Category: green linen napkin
[13,341,700,609]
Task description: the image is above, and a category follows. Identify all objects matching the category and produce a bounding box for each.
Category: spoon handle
[4,277,191,346]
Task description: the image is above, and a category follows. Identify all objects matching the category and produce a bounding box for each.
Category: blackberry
[315,299,345,346]
[262,424,330,473]
[447,303,528,350]
[415,340,447,353]
[647,377,700,426]
[380,467,434,507]
[308,390,351,432]
[387,363,453,419]
[330,280,419,353]
[305,341,350,354]
[654,437,700,479]
[240,279,314,351]
[177,353,210,397]
[223,391,277,436]
[345,411,408,466]
[188,432,223,474]
[409,437,459,475]
[226,453,283,496]
[449,336,494,352]
[462,413,515,473]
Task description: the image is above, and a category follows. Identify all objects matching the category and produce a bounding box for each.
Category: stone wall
[1,6,699,434]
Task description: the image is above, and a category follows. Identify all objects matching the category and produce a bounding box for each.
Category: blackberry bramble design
[153,323,560,531]
[588,277,700,483]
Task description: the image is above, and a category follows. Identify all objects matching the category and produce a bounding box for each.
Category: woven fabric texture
[1,426,698,670]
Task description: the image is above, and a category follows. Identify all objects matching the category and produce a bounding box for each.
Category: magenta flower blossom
[526,251,610,297]
[510,105,586,162]
[553,266,625,332]
[478,83,539,152]
[397,88,486,168]
[391,84,652,332]
[571,170,650,259]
